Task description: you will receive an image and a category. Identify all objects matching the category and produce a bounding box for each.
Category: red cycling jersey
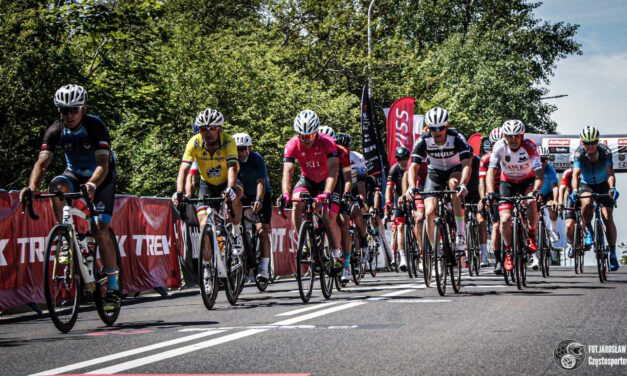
[284,133,339,183]
[560,168,573,193]
[479,152,501,190]
[488,138,541,183]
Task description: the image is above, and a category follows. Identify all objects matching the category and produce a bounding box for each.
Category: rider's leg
[448,173,466,250]
[425,197,437,249]
[477,211,489,264]
[602,206,619,270]
[256,222,271,273]
[48,176,73,223]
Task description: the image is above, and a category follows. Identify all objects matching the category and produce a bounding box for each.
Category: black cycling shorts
[241,194,272,225]
[197,179,243,213]
[51,170,115,224]
[424,166,462,192]
[580,182,615,207]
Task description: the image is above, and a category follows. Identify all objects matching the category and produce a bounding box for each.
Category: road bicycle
[577,193,615,282]
[464,202,481,276]
[400,196,420,279]
[500,195,536,290]
[536,201,555,278]
[22,186,123,333]
[240,206,274,292]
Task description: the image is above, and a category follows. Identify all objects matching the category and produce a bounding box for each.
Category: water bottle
[78,233,95,291]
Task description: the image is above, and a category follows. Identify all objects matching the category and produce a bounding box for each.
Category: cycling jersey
[573,143,613,185]
[479,151,501,191]
[560,168,573,193]
[350,151,367,185]
[237,151,272,198]
[489,139,541,183]
[387,163,405,195]
[540,163,558,197]
[283,133,338,183]
[466,155,481,204]
[182,132,238,185]
[337,144,352,190]
[411,128,470,172]
[41,115,114,178]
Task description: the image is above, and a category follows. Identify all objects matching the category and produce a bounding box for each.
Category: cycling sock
[232,224,242,236]
[333,248,342,259]
[260,258,269,271]
[480,244,488,260]
[455,216,465,236]
[343,252,351,268]
[105,268,119,291]
[550,219,558,231]
[585,223,593,234]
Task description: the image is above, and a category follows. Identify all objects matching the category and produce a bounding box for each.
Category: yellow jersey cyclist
[19,84,121,310]
[232,132,273,282]
[173,108,245,255]
[570,126,620,271]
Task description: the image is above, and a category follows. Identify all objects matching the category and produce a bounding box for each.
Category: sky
[535,0,627,249]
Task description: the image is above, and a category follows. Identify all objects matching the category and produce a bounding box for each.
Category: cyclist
[486,120,543,273]
[320,126,354,283]
[537,146,560,246]
[480,127,504,273]
[173,108,244,255]
[233,132,273,281]
[558,154,576,259]
[279,110,344,276]
[570,126,620,271]
[335,132,371,265]
[19,84,120,309]
[385,146,411,270]
[466,145,488,267]
[407,107,472,257]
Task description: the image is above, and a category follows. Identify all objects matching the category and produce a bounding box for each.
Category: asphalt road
[1,265,626,376]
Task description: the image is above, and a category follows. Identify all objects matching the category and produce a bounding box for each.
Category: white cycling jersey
[411,128,470,172]
[350,151,367,185]
[488,138,542,183]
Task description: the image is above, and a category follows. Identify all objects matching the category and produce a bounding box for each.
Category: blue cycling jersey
[237,151,272,198]
[573,143,613,185]
[541,163,558,196]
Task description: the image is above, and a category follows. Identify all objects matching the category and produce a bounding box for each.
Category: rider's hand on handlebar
[342,192,351,203]
[531,190,541,200]
[316,191,331,204]
[610,187,620,201]
[569,190,579,204]
[172,191,184,206]
[19,187,32,205]
[457,184,468,199]
[253,198,263,213]
[486,192,500,203]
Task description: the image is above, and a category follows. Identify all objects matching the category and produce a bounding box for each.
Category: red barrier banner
[269,207,297,277]
[0,193,180,311]
[386,97,415,168]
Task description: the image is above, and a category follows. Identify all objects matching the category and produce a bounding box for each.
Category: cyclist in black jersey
[19,84,120,309]
[385,147,411,270]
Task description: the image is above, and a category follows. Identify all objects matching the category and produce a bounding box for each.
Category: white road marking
[29,329,228,376]
[388,299,452,303]
[275,301,341,316]
[464,285,508,288]
[273,301,366,326]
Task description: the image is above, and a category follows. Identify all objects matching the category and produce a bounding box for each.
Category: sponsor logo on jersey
[429,150,457,159]
[207,166,222,177]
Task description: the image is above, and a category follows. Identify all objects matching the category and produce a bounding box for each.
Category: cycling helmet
[537,146,550,158]
[579,126,599,143]
[489,127,502,144]
[195,108,225,128]
[319,126,336,138]
[335,133,352,148]
[233,132,253,147]
[395,146,410,160]
[425,107,449,128]
[54,84,87,107]
[294,109,320,135]
[501,120,525,135]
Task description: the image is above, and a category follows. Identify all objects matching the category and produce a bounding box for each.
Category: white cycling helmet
[54,84,87,107]
[579,126,599,143]
[425,107,449,128]
[489,127,502,144]
[537,146,550,158]
[233,132,253,147]
[195,108,225,128]
[319,126,336,138]
[501,120,525,136]
[294,109,320,135]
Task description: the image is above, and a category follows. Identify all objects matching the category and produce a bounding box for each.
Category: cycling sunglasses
[199,125,220,132]
[237,146,248,152]
[429,126,446,133]
[58,106,82,115]
[298,133,317,142]
[582,141,598,146]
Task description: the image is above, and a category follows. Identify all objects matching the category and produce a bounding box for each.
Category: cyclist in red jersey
[486,120,544,272]
[479,127,503,274]
[558,154,576,258]
[280,110,343,268]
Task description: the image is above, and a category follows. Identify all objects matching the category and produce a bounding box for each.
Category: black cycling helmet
[335,133,352,148]
[395,146,410,160]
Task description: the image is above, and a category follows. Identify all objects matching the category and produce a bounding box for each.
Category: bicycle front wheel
[198,225,218,310]
[94,228,124,326]
[224,228,244,305]
[594,219,607,282]
[538,219,548,278]
[513,220,524,290]
[433,221,447,296]
[422,221,433,287]
[318,230,334,299]
[44,225,81,333]
[296,221,315,303]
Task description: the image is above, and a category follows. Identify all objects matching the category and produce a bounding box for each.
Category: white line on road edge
[86,329,268,374]
[29,329,228,376]
[272,302,366,326]
[388,299,452,303]
[275,301,341,316]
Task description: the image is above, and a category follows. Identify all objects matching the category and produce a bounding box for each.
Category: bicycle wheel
[224,228,244,305]
[198,225,218,310]
[44,225,81,333]
[543,226,551,277]
[450,230,462,294]
[538,219,548,278]
[369,235,379,277]
[351,243,363,285]
[433,221,447,296]
[94,228,124,326]
[513,220,524,290]
[594,219,606,282]
[404,229,415,278]
[573,222,581,274]
[295,221,315,303]
[318,230,334,299]
[421,221,433,287]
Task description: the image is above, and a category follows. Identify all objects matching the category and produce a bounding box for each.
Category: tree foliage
[0,0,580,195]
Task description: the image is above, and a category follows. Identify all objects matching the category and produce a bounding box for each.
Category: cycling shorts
[293,175,341,217]
[241,194,272,225]
[580,182,615,207]
[51,170,115,224]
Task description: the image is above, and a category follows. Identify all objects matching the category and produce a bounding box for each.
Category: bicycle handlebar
[21,185,97,221]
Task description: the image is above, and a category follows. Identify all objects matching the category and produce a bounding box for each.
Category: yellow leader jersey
[182,133,238,185]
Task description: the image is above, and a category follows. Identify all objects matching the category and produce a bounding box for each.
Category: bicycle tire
[594,219,606,282]
[450,227,462,294]
[44,225,81,333]
[295,221,315,303]
[223,227,243,305]
[543,225,551,277]
[318,230,334,299]
[513,220,524,290]
[421,221,433,287]
[473,222,481,276]
[369,236,379,277]
[433,220,447,296]
[404,229,414,278]
[538,219,547,278]
[351,243,363,286]
[198,225,218,310]
[94,228,124,326]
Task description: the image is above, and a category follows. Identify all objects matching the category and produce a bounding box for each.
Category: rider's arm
[342,170,352,195]
[486,168,495,194]
[256,178,266,201]
[572,168,581,192]
[558,184,567,206]
[176,162,192,193]
[385,180,394,203]
[185,172,196,196]
[533,167,544,192]
[88,153,110,187]
[324,156,339,193]
[27,151,54,191]
[406,162,418,191]
[357,180,367,203]
[281,161,295,194]
[459,158,471,186]
[227,162,238,189]
[607,165,616,190]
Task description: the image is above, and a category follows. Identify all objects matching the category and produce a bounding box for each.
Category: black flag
[361,83,388,189]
